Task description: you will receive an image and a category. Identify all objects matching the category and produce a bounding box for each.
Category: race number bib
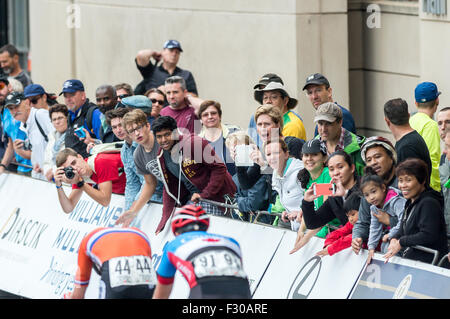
[191,249,247,279]
[108,256,156,288]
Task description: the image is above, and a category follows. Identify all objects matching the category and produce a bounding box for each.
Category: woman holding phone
[292,139,343,247]
[290,150,361,254]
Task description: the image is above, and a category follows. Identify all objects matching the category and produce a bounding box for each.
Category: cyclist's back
[153,205,252,299]
[71,227,156,299]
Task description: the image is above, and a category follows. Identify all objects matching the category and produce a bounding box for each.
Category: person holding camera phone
[4,91,54,180]
[291,150,361,254]
[53,147,126,213]
[291,139,342,252]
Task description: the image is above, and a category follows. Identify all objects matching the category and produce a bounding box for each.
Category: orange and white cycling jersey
[75,227,152,286]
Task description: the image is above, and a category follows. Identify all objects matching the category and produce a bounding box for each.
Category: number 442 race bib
[108,255,157,288]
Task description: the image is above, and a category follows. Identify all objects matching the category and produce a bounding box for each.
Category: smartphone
[234,144,253,167]
[313,183,335,196]
[74,127,86,138]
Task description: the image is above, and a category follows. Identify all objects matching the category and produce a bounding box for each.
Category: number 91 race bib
[191,249,247,279]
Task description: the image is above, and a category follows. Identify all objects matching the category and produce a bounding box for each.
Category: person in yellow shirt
[254,81,306,141]
[410,82,441,191]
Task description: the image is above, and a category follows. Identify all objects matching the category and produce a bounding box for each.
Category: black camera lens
[64,166,75,179]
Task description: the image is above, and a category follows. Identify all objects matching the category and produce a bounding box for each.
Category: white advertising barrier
[350,254,450,299]
[1,173,449,299]
[253,230,369,299]
[0,173,285,299]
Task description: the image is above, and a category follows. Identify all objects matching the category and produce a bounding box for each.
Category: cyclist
[153,204,252,299]
[67,227,156,299]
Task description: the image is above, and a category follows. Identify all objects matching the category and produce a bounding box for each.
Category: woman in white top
[43,104,69,182]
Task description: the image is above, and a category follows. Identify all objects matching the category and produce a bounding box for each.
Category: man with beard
[351,136,399,255]
[0,44,32,88]
[95,84,120,143]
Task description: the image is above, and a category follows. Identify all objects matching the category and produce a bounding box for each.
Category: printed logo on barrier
[393,274,412,299]
[286,256,322,299]
[0,207,49,249]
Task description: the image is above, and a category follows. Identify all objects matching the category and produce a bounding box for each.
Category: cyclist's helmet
[171,204,210,235]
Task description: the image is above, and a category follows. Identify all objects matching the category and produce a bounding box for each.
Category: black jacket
[393,187,448,264]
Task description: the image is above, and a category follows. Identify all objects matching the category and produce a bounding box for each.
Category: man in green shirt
[410,82,441,191]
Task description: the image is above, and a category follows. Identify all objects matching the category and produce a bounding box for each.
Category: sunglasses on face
[29,95,42,104]
[118,94,130,99]
[150,99,165,105]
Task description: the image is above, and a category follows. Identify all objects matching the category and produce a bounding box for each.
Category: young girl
[360,166,406,264]
[316,193,362,257]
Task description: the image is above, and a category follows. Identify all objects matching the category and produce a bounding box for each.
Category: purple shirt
[160,104,199,134]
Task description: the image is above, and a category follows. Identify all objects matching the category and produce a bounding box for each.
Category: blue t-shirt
[0,108,32,172]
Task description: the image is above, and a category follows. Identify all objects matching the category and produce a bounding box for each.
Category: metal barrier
[437,253,449,268]
[404,245,440,265]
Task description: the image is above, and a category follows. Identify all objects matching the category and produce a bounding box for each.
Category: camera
[22,140,32,151]
[63,166,75,179]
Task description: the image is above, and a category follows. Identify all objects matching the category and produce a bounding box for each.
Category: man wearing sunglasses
[0,78,33,176]
[3,91,54,180]
[24,84,52,110]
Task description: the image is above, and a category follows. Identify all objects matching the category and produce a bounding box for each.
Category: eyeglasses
[118,94,130,99]
[127,124,145,135]
[51,116,66,122]
[151,99,165,105]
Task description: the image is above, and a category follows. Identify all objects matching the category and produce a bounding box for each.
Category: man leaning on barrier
[53,147,126,213]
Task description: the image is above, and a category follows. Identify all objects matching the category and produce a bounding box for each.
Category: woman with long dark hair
[290,150,361,254]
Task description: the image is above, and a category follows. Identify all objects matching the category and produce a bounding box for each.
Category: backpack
[86,141,124,174]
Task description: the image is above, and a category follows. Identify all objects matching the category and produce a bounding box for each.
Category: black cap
[253,73,284,90]
[4,91,26,107]
[302,73,330,91]
[301,139,327,155]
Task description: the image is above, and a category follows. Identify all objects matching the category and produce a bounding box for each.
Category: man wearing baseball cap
[314,102,365,176]
[409,81,441,191]
[302,73,356,136]
[60,79,102,158]
[134,39,197,96]
[3,91,54,180]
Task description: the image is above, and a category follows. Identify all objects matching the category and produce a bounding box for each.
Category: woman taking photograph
[383,158,448,265]
[290,150,361,254]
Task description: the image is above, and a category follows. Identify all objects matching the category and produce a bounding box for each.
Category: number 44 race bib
[108,255,157,288]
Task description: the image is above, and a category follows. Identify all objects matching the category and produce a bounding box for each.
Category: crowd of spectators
[0,40,449,270]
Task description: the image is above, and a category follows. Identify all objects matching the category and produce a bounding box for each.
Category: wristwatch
[76,179,85,188]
